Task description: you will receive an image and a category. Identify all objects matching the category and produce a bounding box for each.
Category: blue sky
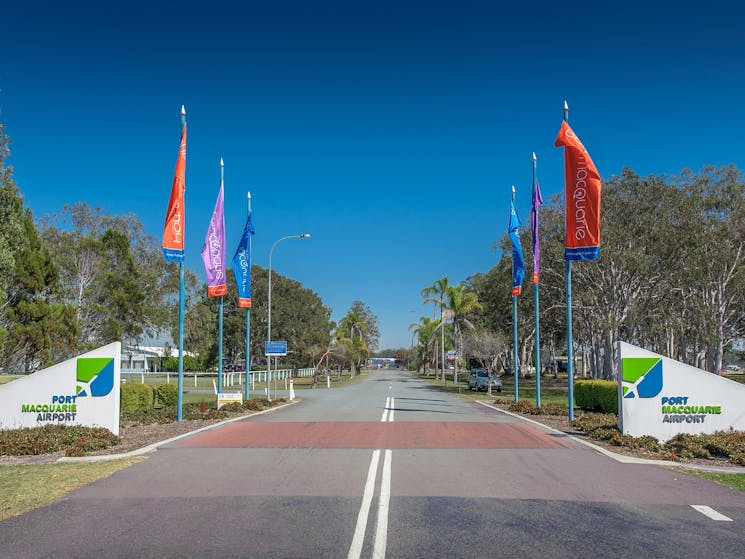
[2,1,744,349]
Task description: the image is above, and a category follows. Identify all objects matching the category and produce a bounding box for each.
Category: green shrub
[121,407,175,425]
[156,383,178,406]
[574,380,618,414]
[0,425,119,456]
[540,403,569,416]
[120,382,154,413]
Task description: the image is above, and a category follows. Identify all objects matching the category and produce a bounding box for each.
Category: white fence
[121,368,316,388]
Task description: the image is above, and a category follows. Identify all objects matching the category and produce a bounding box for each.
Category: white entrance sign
[619,341,745,441]
[0,342,121,435]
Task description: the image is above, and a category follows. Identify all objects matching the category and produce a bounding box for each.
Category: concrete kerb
[56,399,301,463]
[476,400,745,474]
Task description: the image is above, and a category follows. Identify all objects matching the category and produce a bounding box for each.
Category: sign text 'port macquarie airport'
[619,341,745,441]
[0,342,121,435]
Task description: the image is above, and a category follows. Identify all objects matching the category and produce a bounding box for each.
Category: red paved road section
[175,422,572,449]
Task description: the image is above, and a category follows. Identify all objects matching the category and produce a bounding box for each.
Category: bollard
[327,375,331,388]
[289,379,295,400]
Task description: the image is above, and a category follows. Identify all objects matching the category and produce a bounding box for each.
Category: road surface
[1,369,743,558]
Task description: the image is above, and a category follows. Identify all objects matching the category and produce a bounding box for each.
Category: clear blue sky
[2,1,744,349]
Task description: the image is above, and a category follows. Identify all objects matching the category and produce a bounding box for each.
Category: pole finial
[247,191,251,199]
[220,157,224,167]
[180,105,186,116]
[563,100,568,110]
[532,152,537,161]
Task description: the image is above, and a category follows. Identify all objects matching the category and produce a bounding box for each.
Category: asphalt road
[1,369,744,558]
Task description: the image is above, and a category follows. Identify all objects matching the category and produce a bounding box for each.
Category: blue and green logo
[622,357,662,399]
[76,357,114,397]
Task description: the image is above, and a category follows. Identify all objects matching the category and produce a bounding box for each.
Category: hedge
[574,379,618,414]
[121,382,155,413]
[156,383,178,406]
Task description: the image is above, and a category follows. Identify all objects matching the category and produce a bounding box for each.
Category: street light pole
[267,233,310,400]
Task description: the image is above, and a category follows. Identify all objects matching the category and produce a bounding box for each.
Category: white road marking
[691,505,733,521]
[349,396,395,559]
[347,449,382,559]
[388,397,395,422]
[381,396,390,422]
[373,449,392,558]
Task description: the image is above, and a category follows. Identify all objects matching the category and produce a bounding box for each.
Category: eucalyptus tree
[41,203,177,348]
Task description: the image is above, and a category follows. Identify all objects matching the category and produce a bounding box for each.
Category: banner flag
[231,213,255,308]
[201,183,228,297]
[555,120,601,260]
[531,177,543,284]
[162,125,187,262]
[509,197,525,296]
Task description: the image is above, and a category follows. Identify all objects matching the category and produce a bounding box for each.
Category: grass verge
[0,457,145,520]
[674,469,745,492]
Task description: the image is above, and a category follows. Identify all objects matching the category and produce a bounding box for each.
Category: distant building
[121,345,195,373]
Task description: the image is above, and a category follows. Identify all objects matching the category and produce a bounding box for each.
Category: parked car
[467,369,502,392]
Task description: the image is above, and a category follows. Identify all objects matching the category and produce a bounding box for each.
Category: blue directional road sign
[265,341,288,356]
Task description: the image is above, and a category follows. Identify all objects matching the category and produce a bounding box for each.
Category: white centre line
[372,449,393,558]
[348,396,395,559]
[347,449,382,559]
[388,397,394,422]
[691,505,733,521]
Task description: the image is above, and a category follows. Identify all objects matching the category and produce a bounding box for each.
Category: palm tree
[444,282,482,385]
[422,277,451,381]
[409,316,439,374]
[337,312,369,377]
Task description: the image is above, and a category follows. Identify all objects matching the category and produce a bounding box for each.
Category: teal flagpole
[177,106,186,422]
[533,152,541,408]
[563,100,575,421]
[244,192,252,402]
[511,185,519,403]
[217,159,225,396]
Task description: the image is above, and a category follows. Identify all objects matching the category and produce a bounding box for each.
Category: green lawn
[412,370,572,406]
[675,469,745,493]
[0,457,145,520]
[0,375,21,386]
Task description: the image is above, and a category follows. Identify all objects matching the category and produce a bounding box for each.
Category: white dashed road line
[690,505,733,521]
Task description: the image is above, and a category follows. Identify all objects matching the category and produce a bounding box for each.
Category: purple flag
[201,183,227,297]
[531,177,543,284]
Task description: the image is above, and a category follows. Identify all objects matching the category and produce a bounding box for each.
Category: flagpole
[563,100,575,421]
[533,152,541,408]
[244,192,252,402]
[177,105,186,422]
[217,158,225,396]
[512,185,519,403]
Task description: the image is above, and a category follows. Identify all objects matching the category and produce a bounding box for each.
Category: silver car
[467,369,502,392]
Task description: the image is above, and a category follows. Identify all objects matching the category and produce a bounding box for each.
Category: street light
[267,233,310,399]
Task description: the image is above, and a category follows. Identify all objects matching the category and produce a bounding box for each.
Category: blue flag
[231,213,255,308]
[509,198,525,296]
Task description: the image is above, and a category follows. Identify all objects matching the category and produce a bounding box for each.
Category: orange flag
[162,124,186,262]
[554,120,601,260]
